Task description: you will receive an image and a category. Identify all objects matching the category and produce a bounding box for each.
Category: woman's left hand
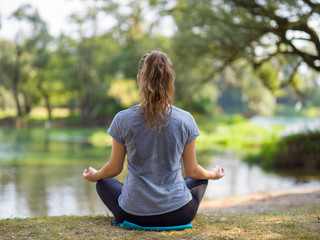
[83,167,99,182]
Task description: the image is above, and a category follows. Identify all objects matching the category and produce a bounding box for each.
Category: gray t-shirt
[107,105,200,216]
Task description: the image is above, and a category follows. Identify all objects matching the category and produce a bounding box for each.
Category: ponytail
[138,50,175,132]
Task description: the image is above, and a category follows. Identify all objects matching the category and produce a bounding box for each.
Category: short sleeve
[107,113,125,145]
[186,114,200,144]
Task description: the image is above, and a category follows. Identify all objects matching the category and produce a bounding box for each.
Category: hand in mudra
[83,167,98,182]
[212,165,225,180]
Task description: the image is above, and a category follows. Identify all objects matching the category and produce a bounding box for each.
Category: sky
[0,0,118,40]
[0,0,174,41]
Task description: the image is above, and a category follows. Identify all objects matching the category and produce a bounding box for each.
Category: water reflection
[205,151,320,199]
[0,165,106,218]
[0,127,110,219]
[0,126,319,219]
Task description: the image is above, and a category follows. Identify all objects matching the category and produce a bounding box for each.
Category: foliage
[0,0,319,121]
[244,131,320,169]
[167,0,320,72]
[159,0,319,112]
[108,78,140,108]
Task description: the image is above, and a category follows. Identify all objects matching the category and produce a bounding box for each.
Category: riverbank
[200,187,320,213]
[1,189,319,240]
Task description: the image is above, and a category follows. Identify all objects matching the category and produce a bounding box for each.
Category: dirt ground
[199,187,320,213]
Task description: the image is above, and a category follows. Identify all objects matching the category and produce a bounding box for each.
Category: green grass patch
[1,204,319,240]
[0,107,82,125]
[195,115,281,154]
[275,104,320,118]
[0,108,16,118]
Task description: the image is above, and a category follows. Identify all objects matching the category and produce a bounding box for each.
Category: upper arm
[182,138,198,177]
[109,138,126,174]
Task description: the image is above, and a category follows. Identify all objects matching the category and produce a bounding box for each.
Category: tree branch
[252,50,279,69]
[232,0,320,71]
[302,0,320,13]
[288,21,320,56]
[281,60,303,88]
[280,37,320,71]
[288,37,312,41]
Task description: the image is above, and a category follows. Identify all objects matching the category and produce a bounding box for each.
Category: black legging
[96,177,208,227]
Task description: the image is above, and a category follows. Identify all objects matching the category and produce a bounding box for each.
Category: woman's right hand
[212,165,225,180]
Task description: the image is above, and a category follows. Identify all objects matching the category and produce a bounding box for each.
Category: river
[0,117,319,219]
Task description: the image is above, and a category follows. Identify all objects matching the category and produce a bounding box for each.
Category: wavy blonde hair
[138,50,175,132]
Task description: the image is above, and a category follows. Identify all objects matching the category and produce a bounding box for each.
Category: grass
[1,204,319,240]
[275,104,320,118]
[0,107,72,120]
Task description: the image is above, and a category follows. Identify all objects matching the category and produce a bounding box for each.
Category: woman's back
[108,104,200,215]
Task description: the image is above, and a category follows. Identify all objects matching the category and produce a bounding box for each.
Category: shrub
[244,131,320,169]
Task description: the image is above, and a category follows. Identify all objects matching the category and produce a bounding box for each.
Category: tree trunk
[37,78,52,121]
[80,92,91,121]
[44,94,52,121]
[13,44,23,117]
[0,88,5,112]
[23,93,31,115]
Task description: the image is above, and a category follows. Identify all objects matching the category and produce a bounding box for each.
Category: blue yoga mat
[120,221,193,231]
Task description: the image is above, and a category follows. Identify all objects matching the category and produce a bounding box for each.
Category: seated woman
[83,50,225,227]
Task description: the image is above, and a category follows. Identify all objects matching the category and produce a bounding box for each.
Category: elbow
[184,168,197,179]
[113,166,123,176]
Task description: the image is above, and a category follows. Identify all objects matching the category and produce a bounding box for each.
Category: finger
[83,169,90,177]
[220,168,225,176]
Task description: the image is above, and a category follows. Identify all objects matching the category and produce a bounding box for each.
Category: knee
[202,179,209,185]
[96,179,103,193]
[197,179,208,186]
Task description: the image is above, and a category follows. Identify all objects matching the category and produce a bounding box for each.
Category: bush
[244,131,320,169]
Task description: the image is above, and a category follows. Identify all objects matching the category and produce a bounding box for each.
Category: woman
[83,50,225,227]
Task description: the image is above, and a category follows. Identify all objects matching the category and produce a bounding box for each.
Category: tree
[157,0,319,98]
[0,33,33,117]
[0,40,16,112]
[67,0,170,119]
[18,5,52,119]
[7,4,52,118]
[68,6,104,120]
[224,0,320,72]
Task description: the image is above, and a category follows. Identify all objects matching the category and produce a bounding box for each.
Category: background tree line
[0,0,319,121]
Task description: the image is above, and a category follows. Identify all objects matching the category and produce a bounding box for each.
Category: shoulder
[170,106,200,142]
[115,105,141,119]
[170,106,199,132]
[171,106,196,122]
[108,105,141,136]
